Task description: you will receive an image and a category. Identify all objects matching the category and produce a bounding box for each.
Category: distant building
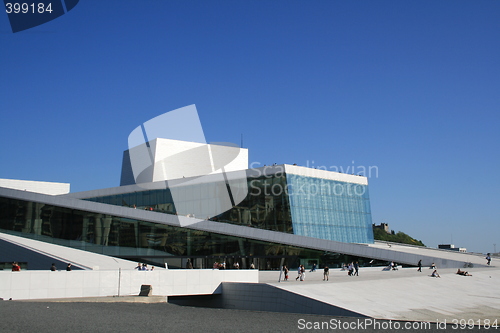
[438,244,467,253]
[373,223,393,234]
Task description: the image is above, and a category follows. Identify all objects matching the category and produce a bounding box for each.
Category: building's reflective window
[0,194,379,269]
[82,172,374,243]
[286,174,374,243]
[84,174,294,234]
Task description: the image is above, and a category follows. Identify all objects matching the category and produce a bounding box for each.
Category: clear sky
[1,1,499,254]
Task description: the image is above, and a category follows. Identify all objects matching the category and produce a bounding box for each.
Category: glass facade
[85,172,373,244]
[0,169,374,269]
[287,174,373,243]
[85,174,294,234]
[0,195,371,269]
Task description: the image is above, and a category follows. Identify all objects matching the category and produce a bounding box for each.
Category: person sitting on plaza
[456,269,472,276]
[11,262,21,271]
[431,269,440,278]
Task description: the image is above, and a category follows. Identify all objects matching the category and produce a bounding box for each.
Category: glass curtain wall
[0,196,311,269]
[286,174,374,243]
[85,174,294,234]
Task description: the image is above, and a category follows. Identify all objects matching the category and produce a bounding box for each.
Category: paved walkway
[260,266,500,322]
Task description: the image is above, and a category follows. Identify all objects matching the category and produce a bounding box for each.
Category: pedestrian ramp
[263,268,500,322]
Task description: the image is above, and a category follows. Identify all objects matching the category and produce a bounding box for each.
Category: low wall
[0,269,258,301]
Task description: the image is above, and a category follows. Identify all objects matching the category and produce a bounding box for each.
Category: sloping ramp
[266,268,500,322]
[0,232,139,270]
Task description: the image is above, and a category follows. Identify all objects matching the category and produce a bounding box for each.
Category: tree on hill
[373,227,425,247]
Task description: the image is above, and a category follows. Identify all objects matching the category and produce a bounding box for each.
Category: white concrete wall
[0,179,70,195]
[0,269,258,301]
[121,138,248,184]
[152,139,208,181]
[284,164,368,185]
[153,139,248,181]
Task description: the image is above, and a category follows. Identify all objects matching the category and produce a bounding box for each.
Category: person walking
[353,262,359,276]
[283,265,289,281]
[348,262,354,276]
[296,265,302,281]
[417,260,422,272]
[486,253,491,266]
[323,266,329,281]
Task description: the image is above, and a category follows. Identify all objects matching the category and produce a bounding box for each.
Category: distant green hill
[373,227,425,247]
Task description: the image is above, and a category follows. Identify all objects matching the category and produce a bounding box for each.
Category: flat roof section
[0,178,70,195]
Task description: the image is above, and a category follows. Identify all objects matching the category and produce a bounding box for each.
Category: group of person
[212,261,249,269]
[295,265,306,281]
[384,261,398,271]
[213,261,226,269]
[341,262,360,275]
[280,264,344,281]
[427,262,440,277]
[419,260,476,278]
[49,263,72,271]
[418,260,441,278]
[283,259,478,281]
[281,265,328,281]
[11,262,73,271]
[135,263,154,271]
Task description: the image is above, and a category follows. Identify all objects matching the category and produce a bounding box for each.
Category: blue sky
[1,1,499,254]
